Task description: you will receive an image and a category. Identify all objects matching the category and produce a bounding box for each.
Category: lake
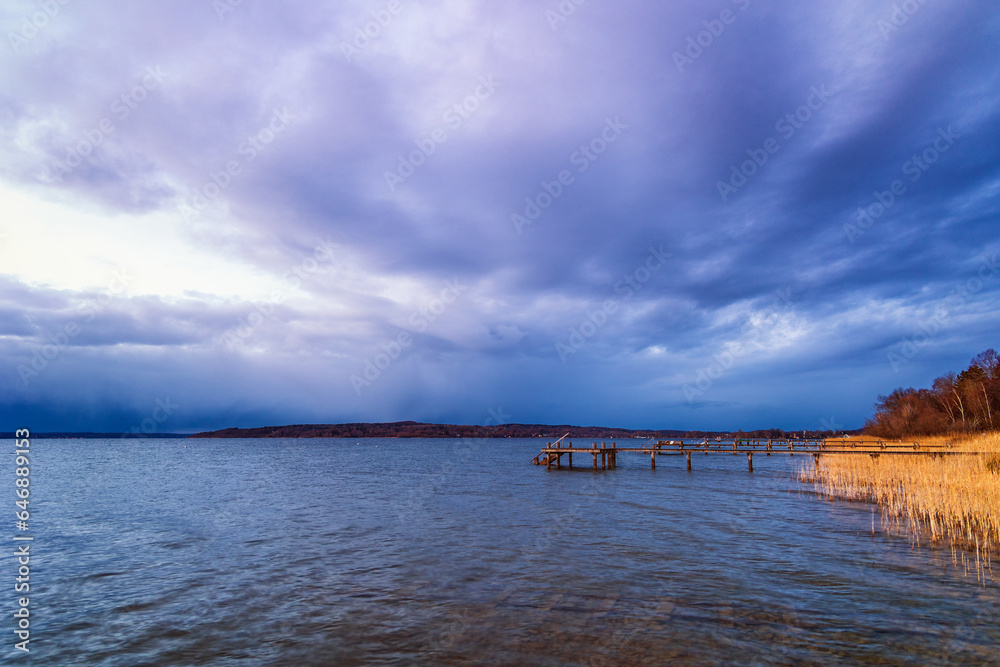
[25,438,1000,665]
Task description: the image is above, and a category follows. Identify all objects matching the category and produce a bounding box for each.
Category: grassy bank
[805,431,1000,576]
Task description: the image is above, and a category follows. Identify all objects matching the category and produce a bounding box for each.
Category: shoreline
[806,431,1000,574]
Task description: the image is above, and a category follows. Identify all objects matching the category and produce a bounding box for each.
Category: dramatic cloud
[2,0,998,432]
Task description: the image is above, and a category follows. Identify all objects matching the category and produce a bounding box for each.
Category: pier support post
[747,452,753,473]
[568,452,572,468]
[686,452,692,471]
[650,449,656,469]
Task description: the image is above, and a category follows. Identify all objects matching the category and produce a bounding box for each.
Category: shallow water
[21,438,1000,665]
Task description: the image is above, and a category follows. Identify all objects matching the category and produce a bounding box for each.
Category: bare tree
[972,348,999,380]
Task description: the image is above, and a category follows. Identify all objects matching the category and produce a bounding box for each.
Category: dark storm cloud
[1,0,998,430]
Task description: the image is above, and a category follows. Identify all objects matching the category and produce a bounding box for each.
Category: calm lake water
[21,438,1000,665]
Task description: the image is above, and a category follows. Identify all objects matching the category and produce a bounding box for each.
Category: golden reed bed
[803,431,1000,579]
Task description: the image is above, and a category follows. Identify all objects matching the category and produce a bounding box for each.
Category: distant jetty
[187,421,857,439]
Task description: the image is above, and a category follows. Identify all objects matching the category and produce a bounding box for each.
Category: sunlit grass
[804,431,1000,579]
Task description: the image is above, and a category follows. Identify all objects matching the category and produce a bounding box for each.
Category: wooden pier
[532,437,985,472]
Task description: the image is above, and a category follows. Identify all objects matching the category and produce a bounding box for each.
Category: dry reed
[804,431,1000,578]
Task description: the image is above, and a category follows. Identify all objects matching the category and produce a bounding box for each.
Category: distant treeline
[0,432,187,439]
[865,348,999,438]
[189,421,857,440]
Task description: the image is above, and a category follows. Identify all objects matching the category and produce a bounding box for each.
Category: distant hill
[2,432,191,439]
[188,421,857,439]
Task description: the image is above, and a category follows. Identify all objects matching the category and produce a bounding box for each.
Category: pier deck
[532,438,986,472]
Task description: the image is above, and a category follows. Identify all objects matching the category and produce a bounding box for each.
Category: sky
[1,0,998,433]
